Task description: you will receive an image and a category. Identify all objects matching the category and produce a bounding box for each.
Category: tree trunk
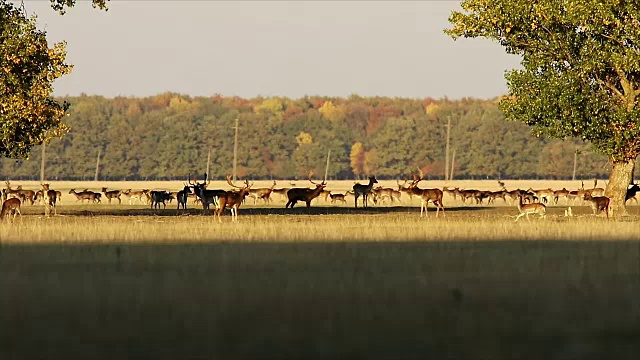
[605,158,636,217]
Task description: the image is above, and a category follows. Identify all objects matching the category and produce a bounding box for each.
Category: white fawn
[515,195,546,222]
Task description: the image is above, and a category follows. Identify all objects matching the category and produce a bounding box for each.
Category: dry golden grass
[2,180,640,359]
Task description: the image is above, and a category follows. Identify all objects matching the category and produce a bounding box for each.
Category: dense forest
[0,93,610,181]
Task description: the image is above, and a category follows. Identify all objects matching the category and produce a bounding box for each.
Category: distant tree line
[0,93,610,181]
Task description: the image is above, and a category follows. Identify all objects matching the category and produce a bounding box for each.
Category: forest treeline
[0,93,610,181]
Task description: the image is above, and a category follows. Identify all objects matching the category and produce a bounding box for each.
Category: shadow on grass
[61,205,488,217]
[2,240,640,359]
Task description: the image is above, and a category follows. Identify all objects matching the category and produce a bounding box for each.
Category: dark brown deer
[286,171,327,208]
[177,184,191,210]
[353,176,378,208]
[625,182,640,204]
[408,169,445,217]
[101,187,122,204]
[1,197,21,222]
[189,173,227,212]
[583,193,610,218]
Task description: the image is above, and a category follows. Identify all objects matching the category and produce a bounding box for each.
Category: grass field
[2,180,640,359]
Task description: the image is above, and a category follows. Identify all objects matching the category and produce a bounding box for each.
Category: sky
[19,0,522,100]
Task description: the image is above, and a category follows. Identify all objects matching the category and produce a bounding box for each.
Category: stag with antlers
[353,176,378,208]
[213,176,253,222]
[286,171,327,208]
[408,169,445,217]
[189,173,228,212]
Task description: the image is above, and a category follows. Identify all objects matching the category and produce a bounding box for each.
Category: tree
[446,0,640,215]
[350,142,365,179]
[1,0,108,159]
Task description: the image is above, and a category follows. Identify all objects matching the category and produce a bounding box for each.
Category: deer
[68,189,99,204]
[372,186,401,206]
[527,188,554,204]
[272,185,291,202]
[101,187,122,204]
[248,181,277,204]
[150,190,172,209]
[329,193,348,205]
[583,193,610,218]
[41,183,57,217]
[214,176,253,222]
[397,179,414,201]
[176,184,191,210]
[515,194,546,222]
[553,188,570,205]
[189,173,228,212]
[626,182,640,204]
[15,185,36,205]
[286,171,327,208]
[3,181,22,201]
[407,169,445,217]
[1,197,21,222]
[353,176,378,208]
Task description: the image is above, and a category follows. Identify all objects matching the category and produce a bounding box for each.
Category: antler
[308,171,318,185]
[188,173,194,185]
[226,175,241,189]
[204,173,210,186]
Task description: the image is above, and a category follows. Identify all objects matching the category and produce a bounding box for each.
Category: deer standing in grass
[353,176,378,208]
[177,184,191,210]
[41,183,57,217]
[625,183,640,204]
[1,198,21,222]
[408,169,445,217]
[101,188,122,204]
[214,176,253,222]
[286,172,327,208]
[515,194,546,222]
[583,193,610,218]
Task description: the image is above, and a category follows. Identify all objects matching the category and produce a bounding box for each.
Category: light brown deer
[214,176,253,222]
[286,172,327,208]
[248,181,277,204]
[68,189,99,204]
[515,194,546,222]
[329,193,347,205]
[1,198,21,222]
[41,183,57,217]
[101,187,122,204]
[408,169,445,217]
[583,193,610,218]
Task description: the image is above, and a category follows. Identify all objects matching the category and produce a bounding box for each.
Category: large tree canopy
[446,0,640,215]
[0,0,108,158]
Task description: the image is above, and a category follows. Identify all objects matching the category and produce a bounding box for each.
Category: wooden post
[324,150,331,182]
[450,148,456,181]
[40,143,46,182]
[94,149,101,182]
[206,148,211,178]
[572,148,578,181]
[444,116,451,181]
[233,118,239,182]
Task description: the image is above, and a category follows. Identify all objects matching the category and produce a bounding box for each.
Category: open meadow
[2,180,640,359]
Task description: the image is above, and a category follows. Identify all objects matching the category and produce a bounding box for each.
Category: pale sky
[20,0,522,99]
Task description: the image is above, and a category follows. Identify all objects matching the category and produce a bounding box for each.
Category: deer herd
[1,174,639,223]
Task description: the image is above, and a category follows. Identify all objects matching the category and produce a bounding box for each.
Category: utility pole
[40,143,46,182]
[572,148,579,181]
[450,148,456,181]
[324,150,331,182]
[232,117,239,182]
[444,115,451,181]
[94,149,101,181]
[206,148,211,178]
